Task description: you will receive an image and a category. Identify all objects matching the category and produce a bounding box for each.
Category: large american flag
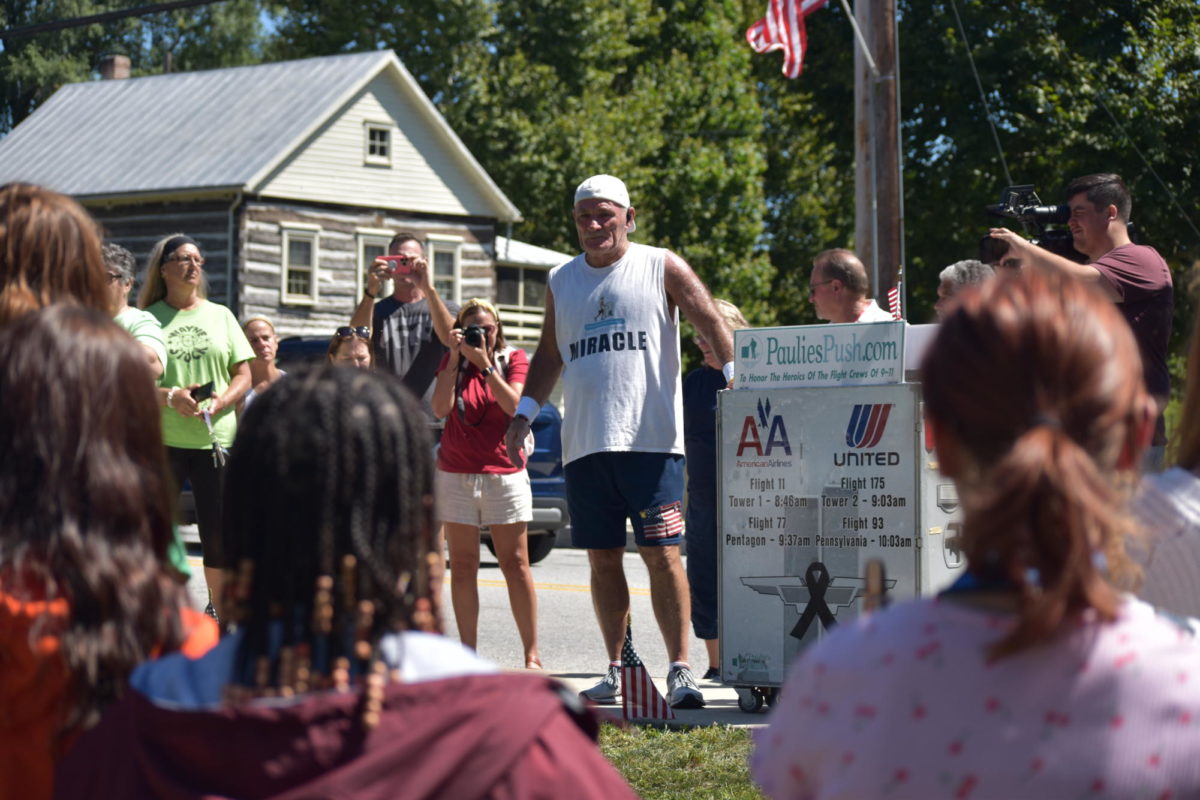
[621,625,675,721]
[745,0,830,78]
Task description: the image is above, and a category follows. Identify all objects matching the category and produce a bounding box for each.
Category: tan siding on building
[256,75,498,218]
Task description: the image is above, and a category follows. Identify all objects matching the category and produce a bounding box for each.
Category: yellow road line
[187,558,651,597]
[478,578,650,596]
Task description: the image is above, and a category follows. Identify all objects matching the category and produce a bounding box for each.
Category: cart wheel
[737,688,764,713]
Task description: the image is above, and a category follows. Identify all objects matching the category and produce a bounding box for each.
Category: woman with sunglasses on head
[328,325,374,368]
[139,233,254,622]
[752,270,1200,799]
[431,298,540,669]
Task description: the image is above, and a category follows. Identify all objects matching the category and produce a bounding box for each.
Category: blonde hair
[242,315,276,334]
[137,233,208,309]
[455,297,506,350]
[714,298,749,331]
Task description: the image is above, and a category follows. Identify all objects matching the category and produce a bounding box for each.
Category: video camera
[981,184,1085,264]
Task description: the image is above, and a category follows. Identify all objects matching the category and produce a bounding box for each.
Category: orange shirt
[0,591,218,800]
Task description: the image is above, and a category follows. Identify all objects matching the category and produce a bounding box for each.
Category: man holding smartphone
[349,233,457,420]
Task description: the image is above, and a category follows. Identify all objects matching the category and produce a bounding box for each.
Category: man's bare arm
[988,228,1120,301]
[350,259,387,328]
[414,257,455,347]
[505,288,564,465]
[663,250,734,365]
[519,288,564,406]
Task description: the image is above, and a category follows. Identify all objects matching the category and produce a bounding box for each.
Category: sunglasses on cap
[335,326,371,340]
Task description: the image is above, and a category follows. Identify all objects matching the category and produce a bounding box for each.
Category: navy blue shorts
[566,452,685,549]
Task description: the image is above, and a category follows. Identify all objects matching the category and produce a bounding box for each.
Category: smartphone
[190,381,215,402]
[380,254,413,275]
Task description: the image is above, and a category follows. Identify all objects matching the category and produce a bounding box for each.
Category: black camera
[463,325,485,347]
[983,184,1085,264]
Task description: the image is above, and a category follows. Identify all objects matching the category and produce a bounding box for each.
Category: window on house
[426,236,463,303]
[364,123,392,166]
[281,225,320,305]
[496,265,549,312]
[356,232,393,298]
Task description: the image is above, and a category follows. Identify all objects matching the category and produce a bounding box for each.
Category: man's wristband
[166,386,179,408]
[722,361,735,383]
[364,289,376,299]
[515,396,541,422]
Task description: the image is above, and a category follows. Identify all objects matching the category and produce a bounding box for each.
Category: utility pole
[853,0,902,310]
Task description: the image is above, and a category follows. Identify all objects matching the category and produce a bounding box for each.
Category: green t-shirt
[149,300,254,449]
[115,306,168,373]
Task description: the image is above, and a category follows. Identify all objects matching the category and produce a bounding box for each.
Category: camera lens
[465,325,484,347]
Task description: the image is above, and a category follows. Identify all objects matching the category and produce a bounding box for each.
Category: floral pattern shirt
[752,595,1200,799]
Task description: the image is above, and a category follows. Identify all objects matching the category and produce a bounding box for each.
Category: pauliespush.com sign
[733,321,906,390]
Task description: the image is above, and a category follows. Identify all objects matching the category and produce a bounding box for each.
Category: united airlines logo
[846,404,893,449]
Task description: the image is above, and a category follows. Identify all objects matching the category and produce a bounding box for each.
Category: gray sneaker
[667,665,705,709]
[580,664,621,705]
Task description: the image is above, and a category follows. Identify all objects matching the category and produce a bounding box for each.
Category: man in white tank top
[505,175,734,710]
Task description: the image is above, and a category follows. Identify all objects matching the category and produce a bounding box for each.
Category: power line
[0,0,227,39]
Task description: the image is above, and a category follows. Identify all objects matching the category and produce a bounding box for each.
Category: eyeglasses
[335,326,371,340]
[167,254,205,267]
[810,280,834,290]
[106,272,124,283]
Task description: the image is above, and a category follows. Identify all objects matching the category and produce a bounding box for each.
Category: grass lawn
[600,723,764,799]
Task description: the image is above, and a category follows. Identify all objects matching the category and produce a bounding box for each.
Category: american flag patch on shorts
[640,501,683,540]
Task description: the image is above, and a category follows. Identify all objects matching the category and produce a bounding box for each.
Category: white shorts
[435,469,533,527]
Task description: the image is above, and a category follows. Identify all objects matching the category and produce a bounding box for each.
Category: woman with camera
[431,298,541,669]
[139,233,254,621]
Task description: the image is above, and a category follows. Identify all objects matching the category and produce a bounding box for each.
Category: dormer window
[364,123,391,166]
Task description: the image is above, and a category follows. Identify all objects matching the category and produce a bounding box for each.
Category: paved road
[182,531,765,726]
[184,534,712,676]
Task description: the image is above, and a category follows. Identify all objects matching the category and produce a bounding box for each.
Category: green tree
[269,0,775,330]
[0,0,272,133]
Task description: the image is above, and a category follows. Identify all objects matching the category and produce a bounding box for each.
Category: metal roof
[0,51,521,220]
[495,235,573,268]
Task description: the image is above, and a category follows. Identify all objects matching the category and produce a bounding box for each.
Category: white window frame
[280,222,321,306]
[355,228,395,299]
[496,264,551,314]
[426,234,464,304]
[364,122,393,166]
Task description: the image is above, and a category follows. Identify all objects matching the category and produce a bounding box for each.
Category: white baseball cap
[574,174,636,233]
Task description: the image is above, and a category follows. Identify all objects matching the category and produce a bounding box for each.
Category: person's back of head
[223,366,437,719]
[938,259,993,290]
[813,248,870,298]
[921,269,1153,659]
[0,183,109,326]
[0,304,185,734]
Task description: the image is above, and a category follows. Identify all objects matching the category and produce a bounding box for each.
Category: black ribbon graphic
[790,561,838,641]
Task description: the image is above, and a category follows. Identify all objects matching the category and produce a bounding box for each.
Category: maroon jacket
[55,673,638,799]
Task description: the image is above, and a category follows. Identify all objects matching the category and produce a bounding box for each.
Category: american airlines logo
[845,404,893,449]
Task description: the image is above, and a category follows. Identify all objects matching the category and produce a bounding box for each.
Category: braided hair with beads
[220,365,441,727]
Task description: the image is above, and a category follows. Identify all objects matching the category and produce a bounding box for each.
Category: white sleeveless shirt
[549,243,683,465]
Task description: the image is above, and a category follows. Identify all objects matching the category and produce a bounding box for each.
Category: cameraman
[431,298,540,670]
[990,173,1172,467]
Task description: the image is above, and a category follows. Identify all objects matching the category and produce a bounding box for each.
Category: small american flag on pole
[887,281,902,320]
[746,0,829,78]
[622,624,675,721]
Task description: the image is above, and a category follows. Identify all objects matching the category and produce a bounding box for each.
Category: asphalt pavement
[181,525,770,729]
